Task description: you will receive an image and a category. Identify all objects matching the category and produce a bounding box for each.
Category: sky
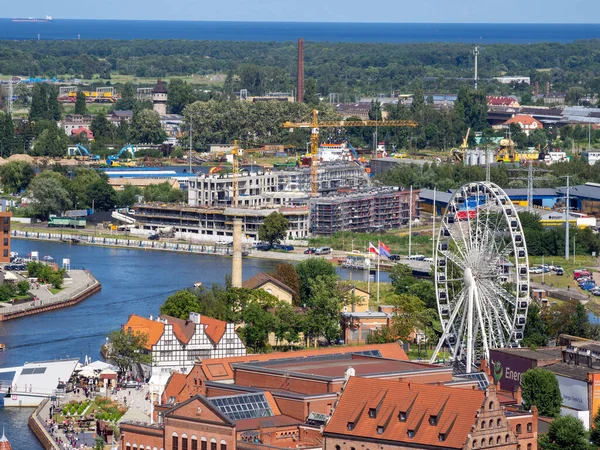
[3,0,599,22]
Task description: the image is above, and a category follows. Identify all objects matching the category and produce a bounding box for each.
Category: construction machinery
[451,127,470,163]
[106,144,137,167]
[74,144,100,161]
[281,110,417,196]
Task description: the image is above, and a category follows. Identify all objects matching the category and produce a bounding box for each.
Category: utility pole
[565,175,570,260]
[527,160,533,212]
[473,47,479,90]
[189,121,193,174]
[7,81,13,115]
[408,186,413,257]
[485,152,491,183]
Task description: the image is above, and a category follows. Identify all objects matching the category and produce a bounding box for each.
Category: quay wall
[28,398,60,450]
[0,271,101,322]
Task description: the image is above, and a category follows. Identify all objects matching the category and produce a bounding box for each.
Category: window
[201,441,207,450]
[489,401,494,410]
[527,445,532,450]
[527,422,532,432]
[126,445,131,450]
[496,436,501,445]
[192,440,197,450]
[3,250,7,258]
[182,438,188,450]
[211,442,216,450]
[335,446,341,450]
[516,424,522,434]
[347,422,355,431]
[399,412,406,422]
[481,438,485,447]
[173,437,179,450]
[3,238,8,246]
[220,444,226,450]
[377,426,383,435]
[505,434,509,443]
[497,419,501,427]
[488,438,493,446]
[489,419,493,428]
[481,421,485,429]
[407,430,415,438]
[3,218,8,224]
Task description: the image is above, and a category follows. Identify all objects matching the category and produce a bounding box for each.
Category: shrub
[17,280,30,296]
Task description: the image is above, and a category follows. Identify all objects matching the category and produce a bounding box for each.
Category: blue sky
[3,0,598,22]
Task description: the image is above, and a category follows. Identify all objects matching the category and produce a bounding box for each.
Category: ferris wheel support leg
[429,291,466,364]
[473,285,490,363]
[466,286,474,373]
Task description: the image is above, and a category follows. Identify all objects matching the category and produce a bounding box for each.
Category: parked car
[254,243,271,251]
[216,239,228,245]
[553,266,564,272]
[591,288,600,296]
[581,282,596,291]
[556,268,564,276]
[315,247,331,255]
[304,248,316,254]
[389,254,401,261]
[529,267,542,274]
[273,244,294,251]
[148,234,160,241]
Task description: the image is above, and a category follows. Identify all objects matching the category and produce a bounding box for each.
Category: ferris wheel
[429,181,530,373]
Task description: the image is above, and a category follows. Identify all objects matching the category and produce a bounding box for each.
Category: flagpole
[377,251,380,304]
[409,185,413,257]
[432,187,436,257]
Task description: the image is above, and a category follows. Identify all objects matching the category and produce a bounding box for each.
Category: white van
[315,247,331,255]
[408,254,425,261]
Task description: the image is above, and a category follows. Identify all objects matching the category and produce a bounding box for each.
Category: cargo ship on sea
[11,15,52,23]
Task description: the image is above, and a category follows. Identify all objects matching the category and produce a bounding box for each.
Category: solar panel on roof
[208,392,274,421]
[462,372,490,390]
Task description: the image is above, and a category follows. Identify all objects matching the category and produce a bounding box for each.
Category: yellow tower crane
[282,109,417,196]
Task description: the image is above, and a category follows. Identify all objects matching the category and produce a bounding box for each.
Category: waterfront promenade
[0,270,101,321]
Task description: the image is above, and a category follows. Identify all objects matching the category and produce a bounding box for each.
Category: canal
[0,239,386,447]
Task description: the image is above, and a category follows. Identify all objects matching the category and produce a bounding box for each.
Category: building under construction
[310,187,419,235]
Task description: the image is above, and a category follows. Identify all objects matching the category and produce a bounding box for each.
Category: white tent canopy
[84,360,118,372]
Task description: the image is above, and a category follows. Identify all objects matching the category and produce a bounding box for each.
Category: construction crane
[231,140,240,207]
[451,127,470,162]
[281,109,418,196]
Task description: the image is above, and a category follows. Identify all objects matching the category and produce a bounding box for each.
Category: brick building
[0,201,12,263]
[323,377,537,450]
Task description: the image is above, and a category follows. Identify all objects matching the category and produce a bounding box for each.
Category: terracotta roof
[324,377,485,449]
[236,414,300,431]
[199,315,228,344]
[123,315,165,349]
[505,114,543,127]
[487,96,518,106]
[0,431,12,450]
[198,343,408,381]
[71,126,94,140]
[162,372,188,404]
[159,315,195,344]
[242,272,295,296]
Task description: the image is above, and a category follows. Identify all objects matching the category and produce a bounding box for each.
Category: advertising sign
[489,350,536,392]
[590,373,600,421]
[556,375,588,411]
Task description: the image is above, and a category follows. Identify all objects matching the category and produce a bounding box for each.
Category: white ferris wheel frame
[429,181,530,372]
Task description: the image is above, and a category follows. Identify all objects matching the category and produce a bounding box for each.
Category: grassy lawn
[62,103,112,115]
[49,287,63,295]
[98,73,226,86]
[528,255,598,273]
[12,223,147,241]
[406,346,437,360]
[529,273,575,289]
[309,232,433,256]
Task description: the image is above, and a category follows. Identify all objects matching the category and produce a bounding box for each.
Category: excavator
[495,137,518,163]
[451,128,470,163]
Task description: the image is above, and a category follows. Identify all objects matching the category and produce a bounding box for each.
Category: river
[0,239,384,447]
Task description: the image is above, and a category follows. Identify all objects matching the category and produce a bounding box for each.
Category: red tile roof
[487,96,519,106]
[123,315,165,349]
[71,126,94,140]
[242,272,295,296]
[199,315,227,344]
[504,114,543,128]
[159,315,195,344]
[324,377,485,449]
[162,372,188,404]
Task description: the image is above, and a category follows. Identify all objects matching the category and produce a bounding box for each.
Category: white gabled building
[123,312,246,379]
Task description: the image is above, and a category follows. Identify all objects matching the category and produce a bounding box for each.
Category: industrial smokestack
[232,218,243,288]
[534,81,539,97]
[297,38,304,103]
[545,81,550,97]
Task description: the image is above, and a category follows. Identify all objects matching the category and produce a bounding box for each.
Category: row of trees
[6,40,600,97]
[158,259,353,352]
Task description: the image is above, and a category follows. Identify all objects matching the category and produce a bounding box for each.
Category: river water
[0,239,382,447]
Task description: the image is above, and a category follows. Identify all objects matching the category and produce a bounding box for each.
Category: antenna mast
[473,46,479,90]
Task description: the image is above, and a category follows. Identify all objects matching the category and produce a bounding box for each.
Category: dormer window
[439,433,446,442]
[399,412,407,422]
[430,415,438,426]
[347,422,355,431]
[377,426,384,435]
[368,408,377,418]
[407,430,415,438]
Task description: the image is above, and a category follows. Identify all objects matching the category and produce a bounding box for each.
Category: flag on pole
[368,242,379,255]
[379,241,391,258]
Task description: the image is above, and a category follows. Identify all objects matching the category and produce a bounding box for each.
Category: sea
[1,20,600,43]
[0,239,383,448]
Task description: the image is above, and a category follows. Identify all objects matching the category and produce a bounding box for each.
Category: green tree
[129,109,167,144]
[273,302,303,345]
[270,263,300,305]
[240,302,275,352]
[567,303,591,338]
[74,91,87,115]
[27,175,73,220]
[47,85,61,121]
[296,258,337,304]
[591,404,600,445]
[454,86,488,131]
[303,275,342,342]
[31,124,69,157]
[538,415,588,450]
[522,303,549,347]
[160,290,200,319]
[107,329,152,374]
[90,113,116,142]
[29,84,48,121]
[258,212,289,246]
[16,280,30,296]
[521,368,562,418]
[0,161,35,193]
[167,79,195,115]
[142,182,184,203]
[303,78,319,105]
[0,112,16,157]
[115,185,141,208]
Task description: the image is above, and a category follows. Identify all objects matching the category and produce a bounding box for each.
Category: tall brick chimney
[297,38,304,103]
[534,81,539,96]
[545,81,550,97]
